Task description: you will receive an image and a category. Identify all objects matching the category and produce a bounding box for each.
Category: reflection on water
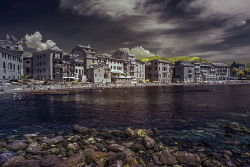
[0,85,249,137]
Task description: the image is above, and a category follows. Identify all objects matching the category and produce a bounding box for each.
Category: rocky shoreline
[0,122,249,167]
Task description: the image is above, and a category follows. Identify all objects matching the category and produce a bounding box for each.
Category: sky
[0,0,250,63]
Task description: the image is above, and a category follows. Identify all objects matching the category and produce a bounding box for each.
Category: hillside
[138,56,212,64]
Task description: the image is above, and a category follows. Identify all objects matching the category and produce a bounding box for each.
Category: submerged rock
[41,155,60,167]
[0,151,17,165]
[7,141,28,152]
[159,150,177,165]
[2,156,25,167]
[51,136,64,144]
[126,128,135,137]
[177,151,201,167]
[26,143,43,154]
[73,125,89,134]
[225,122,250,134]
[54,154,86,167]
[87,151,110,167]
[142,136,155,149]
[108,144,126,152]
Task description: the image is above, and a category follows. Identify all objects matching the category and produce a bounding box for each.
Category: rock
[152,128,159,136]
[73,125,89,134]
[135,129,147,138]
[225,122,250,134]
[21,160,40,167]
[95,143,106,151]
[224,154,231,160]
[153,155,162,165]
[54,154,85,167]
[67,143,80,151]
[51,136,64,144]
[105,152,128,166]
[226,160,237,167]
[81,149,95,156]
[108,144,126,152]
[2,156,25,167]
[130,164,144,167]
[122,142,134,148]
[85,144,99,151]
[7,141,28,151]
[159,150,177,165]
[177,151,201,167]
[126,128,135,137]
[142,136,155,149]
[41,155,60,167]
[23,134,38,139]
[0,151,17,165]
[0,142,7,148]
[26,142,42,154]
[87,151,110,167]
[48,148,60,155]
[42,137,52,144]
[130,143,146,152]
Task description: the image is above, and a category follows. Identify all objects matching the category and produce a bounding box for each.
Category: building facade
[87,63,111,83]
[146,60,171,83]
[32,49,64,82]
[0,38,24,80]
[23,55,33,78]
[173,61,195,82]
[212,63,230,80]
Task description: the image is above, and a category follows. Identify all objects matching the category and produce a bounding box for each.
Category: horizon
[0,0,250,63]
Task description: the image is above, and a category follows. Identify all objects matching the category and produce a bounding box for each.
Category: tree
[238,71,245,79]
[243,68,248,75]
[232,68,239,77]
[145,79,149,83]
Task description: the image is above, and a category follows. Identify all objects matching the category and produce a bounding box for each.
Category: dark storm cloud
[0,0,250,62]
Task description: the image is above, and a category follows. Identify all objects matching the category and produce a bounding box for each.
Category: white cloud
[120,46,157,58]
[59,0,250,62]
[191,46,250,63]
[60,0,147,20]
[25,32,60,52]
[190,0,250,26]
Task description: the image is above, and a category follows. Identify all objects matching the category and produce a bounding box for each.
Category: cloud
[191,46,250,63]
[190,0,250,26]
[59,0,250,63]
[60,0,147,20]
[120,46,157,58]
[25,32,59,52]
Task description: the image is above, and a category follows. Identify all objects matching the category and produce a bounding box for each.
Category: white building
[0,36,24,80]
[32,48,64,82]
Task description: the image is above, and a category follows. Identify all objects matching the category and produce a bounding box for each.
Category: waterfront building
[87,63,111,83]
[200,63,217,81]
[173,61,195,82]
[32,48,64,82]
[23,54,33,78]
[62,54,85,82]
[212,63,230,80]
[0,35,24,80]
[134,59,145,82]
[71,45,98,74]
[146,59,171,83]
[194,62,201,82]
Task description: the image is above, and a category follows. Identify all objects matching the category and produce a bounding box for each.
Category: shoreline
[0,123,249,167]
[1,80,250,95]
